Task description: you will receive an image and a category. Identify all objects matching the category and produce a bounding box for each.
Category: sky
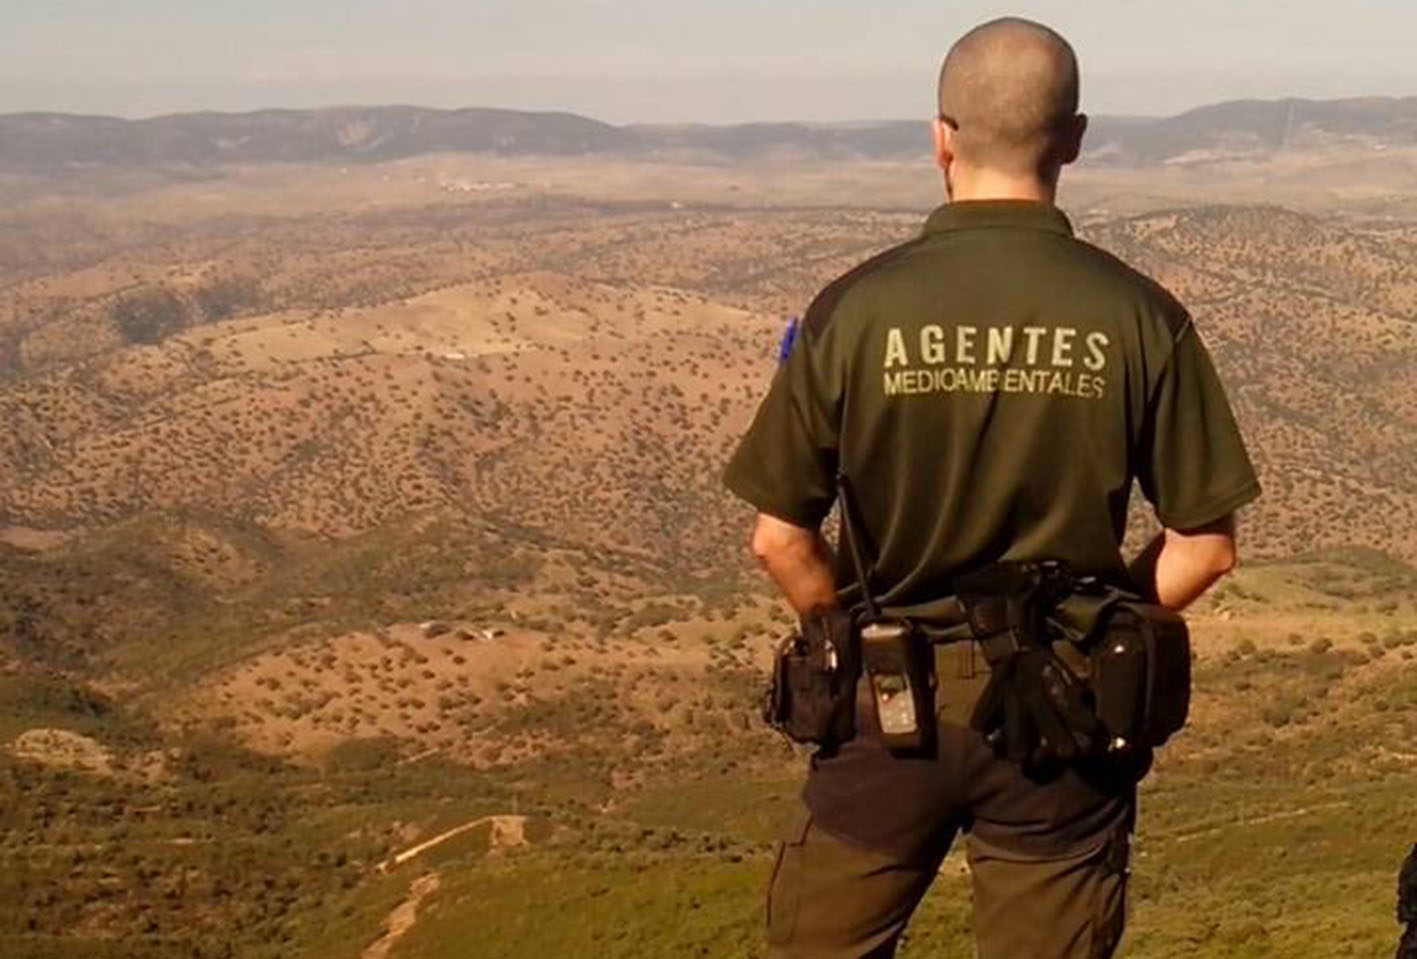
[4,0,1417,123]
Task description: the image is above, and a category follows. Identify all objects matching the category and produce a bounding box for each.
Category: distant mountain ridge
[0,106,626,172]
[6,96,1417,173]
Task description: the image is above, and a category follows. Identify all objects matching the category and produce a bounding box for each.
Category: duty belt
[875,590,1131,649]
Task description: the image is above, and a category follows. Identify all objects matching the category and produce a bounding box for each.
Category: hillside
[4,194,1417,566]
[1,162,1417,957]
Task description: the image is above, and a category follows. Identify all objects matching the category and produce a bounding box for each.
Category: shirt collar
[923,200,1074,238]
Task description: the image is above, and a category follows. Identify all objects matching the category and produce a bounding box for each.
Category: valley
[2,135,1417,957]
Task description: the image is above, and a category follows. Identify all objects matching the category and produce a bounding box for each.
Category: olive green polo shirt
[724,200,1260,606]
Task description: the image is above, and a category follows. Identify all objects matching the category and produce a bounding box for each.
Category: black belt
[875,596,973,644]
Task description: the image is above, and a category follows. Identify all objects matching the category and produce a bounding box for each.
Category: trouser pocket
[1089,821,1132,959]
[766,806,813,946]
[968,816,1134,959]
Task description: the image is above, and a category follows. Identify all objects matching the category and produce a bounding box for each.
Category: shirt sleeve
[1137,321,1261,529]
[722,324,842,528]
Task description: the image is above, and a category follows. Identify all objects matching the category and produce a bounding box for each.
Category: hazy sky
[4,0,1417,123]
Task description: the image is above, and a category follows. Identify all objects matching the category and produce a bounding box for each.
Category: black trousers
[767,643,1141,959]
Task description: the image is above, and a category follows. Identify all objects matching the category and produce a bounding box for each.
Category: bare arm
[749,513,838,615]
[1127,514,1238,611]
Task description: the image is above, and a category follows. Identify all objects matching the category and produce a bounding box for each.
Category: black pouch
[1089,602,1190,751]
[762,606,859,747]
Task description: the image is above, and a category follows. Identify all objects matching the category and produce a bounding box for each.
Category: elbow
[1170,515,1239,580]
[750,521,784,569]
[749,525,776,568]
[1203,535,1238,580]
[1211,540,1238,578]
[749,514,812,569]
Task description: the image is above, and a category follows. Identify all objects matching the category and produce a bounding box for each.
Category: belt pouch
[763,607,858,747]
[1090,603,1190,750]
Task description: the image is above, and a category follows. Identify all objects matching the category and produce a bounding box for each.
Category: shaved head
[937,18,1081,176]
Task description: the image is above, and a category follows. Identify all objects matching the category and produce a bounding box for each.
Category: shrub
[323,737,399,772]
[112,288,189,344]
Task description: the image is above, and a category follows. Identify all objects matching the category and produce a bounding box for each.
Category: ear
[1059,113,1088,166]
[931,117,955,171]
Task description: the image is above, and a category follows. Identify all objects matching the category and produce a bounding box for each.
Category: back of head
[937,17,1080,177]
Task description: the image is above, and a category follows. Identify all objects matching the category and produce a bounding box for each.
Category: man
[1399,844,1417,959]
[722,17,1260,959]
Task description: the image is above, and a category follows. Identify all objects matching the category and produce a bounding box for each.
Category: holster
[955,560,1193,765]
[762,606,859,748]
[957,561,1097,767]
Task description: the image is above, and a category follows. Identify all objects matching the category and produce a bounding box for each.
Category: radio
[860,620,934,752]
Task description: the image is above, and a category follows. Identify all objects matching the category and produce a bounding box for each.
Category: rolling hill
[8,96,1417,175]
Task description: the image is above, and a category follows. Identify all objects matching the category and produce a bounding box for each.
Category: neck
[946,164,1059,205]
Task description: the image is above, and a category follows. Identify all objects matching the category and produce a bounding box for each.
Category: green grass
[391,854,772,959]
[382,762,1412,959]
[618,776,800,844]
